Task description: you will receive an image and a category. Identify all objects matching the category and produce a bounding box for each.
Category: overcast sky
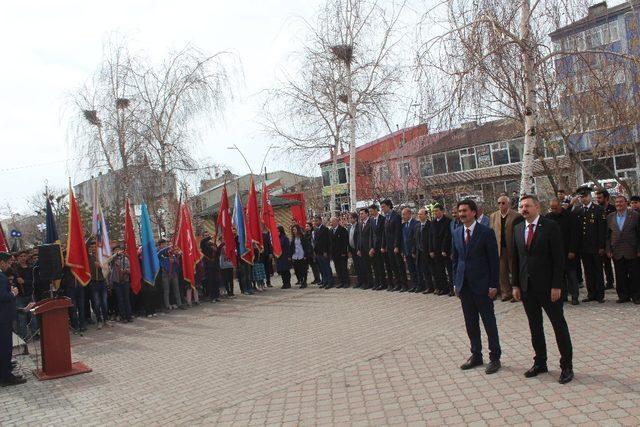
[0,0,622,216]
[0,0,325,215]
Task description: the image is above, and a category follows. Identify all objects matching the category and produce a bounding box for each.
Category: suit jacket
[370,215,385,252]
[477,214,490,227]
[545,208,578,256]
[382,210,402,251]
[489,209,522,269]
[429,216,452,254]
[330,225,349,258]
[0,271,17,324]
[606,210,640,260]
[574,203,606,254]
[512,217,565,293]
[413,220,432,255]
[451,222,499,295]
[401,218,419,256]
[312,225,331,256]
[357,219,374,253]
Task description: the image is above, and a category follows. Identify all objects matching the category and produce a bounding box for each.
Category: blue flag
[140,202,159,285]
[232,192,249,260]
[44,197,60,244]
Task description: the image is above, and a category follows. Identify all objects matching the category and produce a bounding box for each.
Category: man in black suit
[430,204,452,296]
[356,208,374,289]
[348,212,366,288]
[414,208,435,293]
[1,252,26,386]
[401,208,419,292]
[368,204,387,290]
[575,187,607,303]
[546,198,580,305]
[596,189,616,289]
[381,199,405,291]
[312,215,333,289]
[513,195,573,384]
[330,217,350,288]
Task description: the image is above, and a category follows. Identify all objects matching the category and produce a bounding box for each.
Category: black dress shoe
[425,288,435,294]
[559,368,574,384]
[1,375,27,386]
[460,356,483,370]
[501,296,510,302]
[634,299,640,305]
[616,298,630,303]
[485,360,501,374]
[524,364,548,378]
[597,298,605,303]
[399,288,407,293]
[571,299,579,305]
[582,297,594,302]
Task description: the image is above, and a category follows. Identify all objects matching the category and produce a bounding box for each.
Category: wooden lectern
[30,297,92,380]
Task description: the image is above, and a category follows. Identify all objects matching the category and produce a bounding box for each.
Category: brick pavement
[3,281,640,426]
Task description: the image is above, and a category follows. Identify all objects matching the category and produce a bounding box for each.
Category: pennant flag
[232,191,253,264]
[124,200,142,295]
[246,176,264,252]
[66,185,91,285]
[175,202,202,288]
[217,183,237,267]
[140,202,160,285]
[92,182,112,275]
[44,196,60,244]
[0,221,8,253]
[261,181,282,258]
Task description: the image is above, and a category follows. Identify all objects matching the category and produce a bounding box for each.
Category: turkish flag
[125,200,142,295]
[261,181,282,258]
[245,176,263,252]
[0,221,8,253]
[66,186,91,285]
[217,184,237,267]
[175,202,202,288]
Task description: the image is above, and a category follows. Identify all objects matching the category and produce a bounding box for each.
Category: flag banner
[175,202,202,288]
[92,182,112,276]
[246,176,264,252]
[232,192,253,264]
[279,192,307,227]
[44,197,60,244]
[140,202,160,285]
[261,181,282,258]
[66,185,91,285]
[125,200,142,295]
[216,184,237,267]
[0,221,8,253]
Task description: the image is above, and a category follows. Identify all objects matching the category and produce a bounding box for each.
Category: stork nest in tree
[116,98,130,109]
[83,110,101,127]
[338,94,348,103]
[331,44,354,63]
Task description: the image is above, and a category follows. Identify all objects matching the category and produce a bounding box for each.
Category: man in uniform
[1,252,26,386]
[575,187,607,303]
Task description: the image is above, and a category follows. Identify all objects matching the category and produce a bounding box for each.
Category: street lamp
[227,144,253,174]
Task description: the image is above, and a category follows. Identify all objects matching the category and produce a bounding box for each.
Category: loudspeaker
[38,244,64,282]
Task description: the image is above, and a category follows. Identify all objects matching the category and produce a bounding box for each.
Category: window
[476,145,492,168]
[446,151,462,172]
[615,154,636,170]
[491,142,509,165]
[460,148,477,170]
[322,170,331,187]
[419,156,433,177]
[583,158,615,180]
[614,69,626,85]
[508,139,524,163]
[399,161,411,178]
[610,20,620,42]
[585,28,603,49]
[543,139,565,158]
[433,153,447,175]
[378,165,390,182]
[337,167,347,184]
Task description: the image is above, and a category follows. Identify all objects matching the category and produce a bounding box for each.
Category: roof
[549,1,634,40]
[196,191,301,217]
[414,119,522,157]
[318,123,429,166]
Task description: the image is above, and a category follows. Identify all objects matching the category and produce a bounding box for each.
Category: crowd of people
[1,185,639,387]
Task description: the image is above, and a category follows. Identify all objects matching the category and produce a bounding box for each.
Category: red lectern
[30,297,92,380]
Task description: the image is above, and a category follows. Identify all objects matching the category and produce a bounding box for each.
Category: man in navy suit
[381,199,406,291]
[451,200,502,374]
[1,252,26,386]
[368,204,387,290]
[401,208,419,292]
[312,216,333,289]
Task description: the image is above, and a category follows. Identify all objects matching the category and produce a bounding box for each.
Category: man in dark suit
[512,195,573,384]
[546,198,580,305]
[348,212,366,288]
[606,195,640,304]
[330,217,350,288]
[429,204,452,296]
[401,207,419,292]
[414,208,435,293]
[451,199,501,374]
[381,199,405,291]
[312,215,333,289]
[596,189,616,289]
[1,252,26,386]
[575,187,607,303]
[356,208,374,289]
[368,204,387,290]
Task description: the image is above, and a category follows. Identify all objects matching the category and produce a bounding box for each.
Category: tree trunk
[330,143,338,215]
[346,61,357,210]
[519,0,537,196]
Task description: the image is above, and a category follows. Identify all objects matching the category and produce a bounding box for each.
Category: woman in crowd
[290,224,312,288]
[276,226,292,289]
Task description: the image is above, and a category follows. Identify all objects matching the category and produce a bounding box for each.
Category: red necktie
[465,228,471,245]
[526,223,535,249]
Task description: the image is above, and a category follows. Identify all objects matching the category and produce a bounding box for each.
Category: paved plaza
[3,281,640,426]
